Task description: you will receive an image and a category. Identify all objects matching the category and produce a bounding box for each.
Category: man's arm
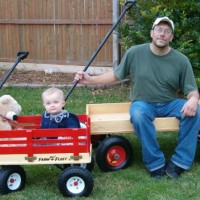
[74,70,119,85]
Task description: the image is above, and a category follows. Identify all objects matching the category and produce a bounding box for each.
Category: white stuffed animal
[0,95,22,130]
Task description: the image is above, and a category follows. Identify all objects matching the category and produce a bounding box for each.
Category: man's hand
[181,91,199,117]
[74,71,91,85]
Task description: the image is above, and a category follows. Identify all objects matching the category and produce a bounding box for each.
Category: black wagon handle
[64,0,137,101]
[17,51,29,61]
[125,0,137,8]
[0,50,29,89]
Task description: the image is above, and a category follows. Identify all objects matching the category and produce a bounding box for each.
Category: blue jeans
[129,99,200,172]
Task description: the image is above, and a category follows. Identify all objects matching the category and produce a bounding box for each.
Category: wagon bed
[87,102,180,135]
[0,114,92,165]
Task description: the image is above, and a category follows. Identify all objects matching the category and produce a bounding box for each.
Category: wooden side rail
[86,102,181,135]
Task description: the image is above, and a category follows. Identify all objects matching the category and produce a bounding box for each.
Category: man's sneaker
[151,166,165,179]
[165,160,185,179]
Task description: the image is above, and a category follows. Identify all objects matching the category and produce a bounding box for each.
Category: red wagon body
[0,115,94,197]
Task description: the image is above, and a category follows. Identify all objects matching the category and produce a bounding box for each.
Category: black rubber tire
[0,165,26,195]
[95,135,132,172]
[58,166,94,197]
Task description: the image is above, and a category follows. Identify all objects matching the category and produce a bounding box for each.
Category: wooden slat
[0,152,91,165]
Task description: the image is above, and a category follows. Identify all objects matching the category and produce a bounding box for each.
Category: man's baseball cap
[152,16,174,32]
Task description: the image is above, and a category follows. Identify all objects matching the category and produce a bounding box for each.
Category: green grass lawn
[1,85,200,200]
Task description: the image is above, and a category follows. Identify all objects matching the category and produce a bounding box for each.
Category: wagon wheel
[95,135,132,172]
[0,165,26,195]
[58,166,94,197]
[60,155,95,172]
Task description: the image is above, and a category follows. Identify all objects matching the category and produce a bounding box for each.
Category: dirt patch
[0,69,130,89]
[0,69,76,86]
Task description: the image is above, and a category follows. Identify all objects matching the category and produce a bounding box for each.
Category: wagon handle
[125,0,137,8]
[0,50,29,89]
[64,0,137,101]
[17,51,29,61]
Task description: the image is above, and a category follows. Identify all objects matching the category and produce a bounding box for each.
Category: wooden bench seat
[86,102,180,135]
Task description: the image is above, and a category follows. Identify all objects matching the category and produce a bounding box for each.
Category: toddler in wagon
[41,87,80,129]
[39,87,81,145]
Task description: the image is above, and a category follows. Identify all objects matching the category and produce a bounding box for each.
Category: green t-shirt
[114,43,197,102]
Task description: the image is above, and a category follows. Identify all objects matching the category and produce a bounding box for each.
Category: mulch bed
[0,69,76,86]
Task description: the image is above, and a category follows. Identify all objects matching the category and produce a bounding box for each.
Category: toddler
[41,87,80,129]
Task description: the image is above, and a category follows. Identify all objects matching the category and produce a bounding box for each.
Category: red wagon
[0,115,94,197]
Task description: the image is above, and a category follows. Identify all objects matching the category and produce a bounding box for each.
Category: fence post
[112,0,119,69]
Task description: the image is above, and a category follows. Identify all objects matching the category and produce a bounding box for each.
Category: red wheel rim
[106,146,126,167]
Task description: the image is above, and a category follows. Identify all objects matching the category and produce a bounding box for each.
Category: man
[74,17,200,179]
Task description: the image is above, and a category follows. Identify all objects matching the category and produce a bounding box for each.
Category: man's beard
[152,40,168,49]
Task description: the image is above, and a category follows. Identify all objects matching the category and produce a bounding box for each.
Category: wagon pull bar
[0,50,29,89]
[64,0,137,101]
[17,51,29,60]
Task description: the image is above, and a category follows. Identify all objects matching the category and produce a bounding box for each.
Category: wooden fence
[0,0,114,67]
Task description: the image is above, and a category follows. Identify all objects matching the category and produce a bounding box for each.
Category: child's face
[43,93,65,115]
